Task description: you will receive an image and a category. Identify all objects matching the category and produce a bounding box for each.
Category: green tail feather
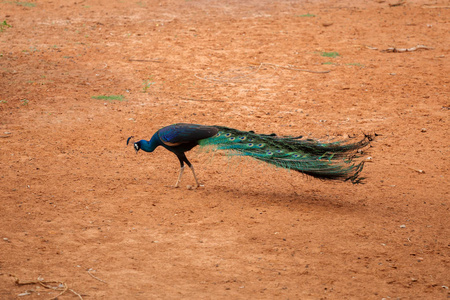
[198,126,373,184]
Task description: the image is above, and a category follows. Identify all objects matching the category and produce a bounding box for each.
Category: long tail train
[199,126,373,184]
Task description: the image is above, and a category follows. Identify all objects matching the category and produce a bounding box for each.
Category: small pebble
[421,128,427,132]
[186,185,193,190]
[400,225,406,228]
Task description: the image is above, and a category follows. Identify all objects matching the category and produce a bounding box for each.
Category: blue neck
[139,133,162,152]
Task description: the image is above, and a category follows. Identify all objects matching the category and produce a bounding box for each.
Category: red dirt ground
[0,0,449,299]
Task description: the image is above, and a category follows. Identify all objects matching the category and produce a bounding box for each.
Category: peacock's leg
[189,165,200,188]
[176,153,200,188]
[174,166,185,188]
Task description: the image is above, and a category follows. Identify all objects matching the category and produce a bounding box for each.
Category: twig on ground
[3,273,83,300]
[128,58,162,62]
[365,45,379,50]
[408,167,425,174]
[69,288,84,299]
[366,45,433,52]
[87,268,108,284]
[389,1,406,7]
[381,45,433,53]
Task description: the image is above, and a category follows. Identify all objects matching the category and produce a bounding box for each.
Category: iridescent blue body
[128,123,372,187]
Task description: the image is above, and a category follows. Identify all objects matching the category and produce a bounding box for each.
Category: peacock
[127,123,373,188]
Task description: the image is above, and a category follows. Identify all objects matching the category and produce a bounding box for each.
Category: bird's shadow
[193,181,367,213]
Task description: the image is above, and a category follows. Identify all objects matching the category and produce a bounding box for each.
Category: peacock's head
[133,141,141,153]
[127,136,140,153]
